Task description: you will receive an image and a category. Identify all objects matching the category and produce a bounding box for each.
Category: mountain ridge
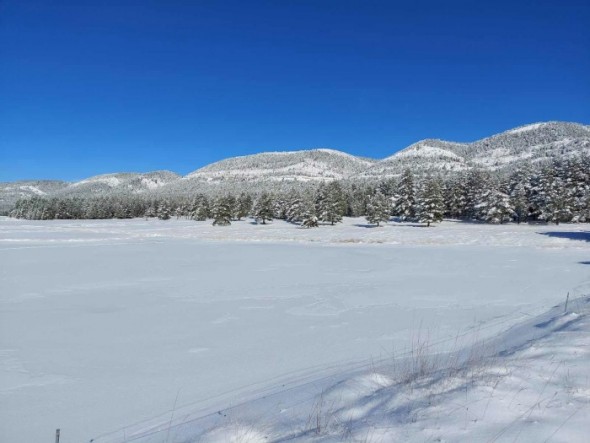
[2,121,588,211]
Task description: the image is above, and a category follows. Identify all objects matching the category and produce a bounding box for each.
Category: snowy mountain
[2,121,589,206]
[0,180,68,213]
[185,148,376,183]
[54,171,181,197]
[358,139,470,179]
[0,172,180,213]
[467,121,590,169]
[358,121,590,179]
[152,148,378,197]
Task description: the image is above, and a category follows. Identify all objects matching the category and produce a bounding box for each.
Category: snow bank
[103,296,590,443]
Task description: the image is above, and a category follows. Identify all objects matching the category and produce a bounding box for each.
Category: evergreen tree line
[10,155,590,226]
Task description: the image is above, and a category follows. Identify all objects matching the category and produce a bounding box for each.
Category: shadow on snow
[539,231,590,243]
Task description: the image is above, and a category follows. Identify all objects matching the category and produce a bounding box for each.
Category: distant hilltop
[1,121,589,212]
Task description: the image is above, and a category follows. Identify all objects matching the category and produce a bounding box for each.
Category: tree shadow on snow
[539,231,590,243]
[390,223,430,228]
[354,223,381,228]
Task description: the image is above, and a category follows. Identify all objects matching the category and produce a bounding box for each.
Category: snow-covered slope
[358,139,470,179]
[186,148,376,183]
[55,170,181,197]
[1,122,589,205]
[358,121,590,179]
[0,180,68,213]
[468,121,590,169]
[93,293,590,443]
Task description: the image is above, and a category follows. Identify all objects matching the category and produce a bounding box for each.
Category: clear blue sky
[1,0,589,181]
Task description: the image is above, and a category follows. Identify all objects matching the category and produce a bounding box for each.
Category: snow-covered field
[0,217,588,443]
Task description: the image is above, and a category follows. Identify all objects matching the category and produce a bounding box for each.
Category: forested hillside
[5,121,590,224]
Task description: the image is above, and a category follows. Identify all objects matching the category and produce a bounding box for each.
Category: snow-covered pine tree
[543,176,572,225]
[365,190,391,226]
[528,169,546,221]
[574,154,590,222]
[144,202,156,219]
[581,192,590,224]
[55,199,71,219]
[302,215,319,228]
[476,187,514,224]
[510,182,529,223]
[464,169,491,220]
[315,181,346,225]
[235,193,252,220]
[285,190,304,223]
[533,164,572,224]
[301,198,319,228]
[174,205,185,220]
[444,174,467,219]
[225,194,237,219]
[113,201,131,219]
[157,201,171,220]
[377,177,397,198]
[211,196,232,226]
[191,194,210,221]
[565,154,590,222]
[253,193,274,224]
[347,183,372,217]
[392,168,415,221]
[298,193,318,227]
[417,177,444,227]
[273,194,289,220]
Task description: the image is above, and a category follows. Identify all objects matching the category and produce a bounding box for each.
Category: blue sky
[1,0,589,181]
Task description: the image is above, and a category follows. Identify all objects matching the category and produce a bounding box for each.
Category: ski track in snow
[0,217,588,443]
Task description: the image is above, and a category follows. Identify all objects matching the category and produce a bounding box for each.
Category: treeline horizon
[9,155,590,226]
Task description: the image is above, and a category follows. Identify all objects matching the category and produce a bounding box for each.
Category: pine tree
[297,194,318,227]
[316,181,346,225]
[476,188,514,224]
[348,184,372,217]
[225,194,237,220]
[510,182,528,223]
[444,174,468,219]
[534,165,573,224]
[417,178,444,227]
[144,202,155,219]
[285,190,305,223]
[191,194,210,221]
[253,193,274,224]
[544,177,572,225]
[302,215,319,228]
[392,168,415,220]
[365,190,391,226]
[565,155,590,222]
[211,196,232,226]
[464,169,491,220]
[174,205,184,219]
[377,178,397,197]
[157,201,171,220]
[235,193,252,220]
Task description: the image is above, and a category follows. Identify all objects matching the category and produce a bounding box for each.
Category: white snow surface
[391,145,464,161]
[506,123,547,134]
[140,178,168,190]
[0,217,589,443]
[18,185,47,196]
[72,175,122,187]
[184,149,375,183]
